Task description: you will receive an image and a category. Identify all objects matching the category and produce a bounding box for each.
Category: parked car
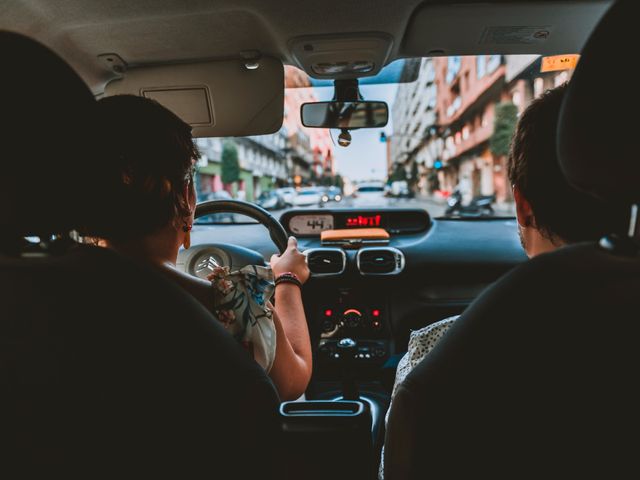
[196,190,234,223]
[256,190,287,210]
[292,187,324,207]
[352,182,387,206]
[321,186,343,203]
[389,180,411,198]
[275,187,296,206]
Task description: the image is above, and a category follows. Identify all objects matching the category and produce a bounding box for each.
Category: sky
[313,83,399,182]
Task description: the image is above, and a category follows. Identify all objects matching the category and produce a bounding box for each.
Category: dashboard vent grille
[357,248,405,275]
[306,248,346,276]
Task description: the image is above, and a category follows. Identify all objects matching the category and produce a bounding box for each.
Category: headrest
[0,31,98,237]
[558,1,638,205]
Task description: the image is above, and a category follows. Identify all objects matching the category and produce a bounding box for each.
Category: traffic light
[434,160,443,169]
[379,131,387,143]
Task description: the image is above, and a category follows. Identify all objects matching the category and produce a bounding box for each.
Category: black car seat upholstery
[0,32,279,478]
[384,1,640,478]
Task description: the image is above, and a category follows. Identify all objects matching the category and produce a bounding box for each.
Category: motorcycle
[445,190,495,217]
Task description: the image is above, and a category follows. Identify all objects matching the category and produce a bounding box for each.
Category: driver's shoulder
[157,263,217,311]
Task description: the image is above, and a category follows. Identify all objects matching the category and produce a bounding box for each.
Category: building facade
[389,58,438,192]
[389,54,575,207]
[195,65,335,200]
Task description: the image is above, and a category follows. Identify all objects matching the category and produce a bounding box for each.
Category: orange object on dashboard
[321,228,390,242]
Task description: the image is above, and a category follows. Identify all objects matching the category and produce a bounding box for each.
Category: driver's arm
[268,237,312,400]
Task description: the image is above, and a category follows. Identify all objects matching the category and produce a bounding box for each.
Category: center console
[312,287,391,377]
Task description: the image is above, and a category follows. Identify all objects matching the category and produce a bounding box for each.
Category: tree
[427,170,440,193]
[490,102,518,157]
[221,140,240,185]
[409,161,420,190]
[333,174,344,190]
[388,163,407,184]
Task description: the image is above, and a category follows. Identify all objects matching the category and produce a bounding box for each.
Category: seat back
[384,243,640,478]
[1,247,280,478]
[384,1,640,477]
[0,32,279,478]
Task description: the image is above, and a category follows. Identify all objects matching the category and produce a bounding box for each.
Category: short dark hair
[94,95,198,241]
[507,84,626,243]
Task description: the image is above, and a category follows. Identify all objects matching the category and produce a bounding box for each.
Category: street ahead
[201,195,515,225]
[270,195,449,219]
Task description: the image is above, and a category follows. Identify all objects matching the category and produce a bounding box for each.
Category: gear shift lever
[337,337,359,400]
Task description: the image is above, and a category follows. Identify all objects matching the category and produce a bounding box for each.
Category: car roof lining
[1,0,613,95]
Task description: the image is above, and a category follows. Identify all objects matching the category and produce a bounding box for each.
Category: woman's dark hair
[94,95,199,241]
[507,83,626,243]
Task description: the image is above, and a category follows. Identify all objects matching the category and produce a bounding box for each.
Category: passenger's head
[95,95,198,243]
[508,83,626,257]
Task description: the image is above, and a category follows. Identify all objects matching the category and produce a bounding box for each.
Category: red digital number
[345,215,381,227]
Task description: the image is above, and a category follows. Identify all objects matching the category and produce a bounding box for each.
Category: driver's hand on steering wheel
[270,236,310,284]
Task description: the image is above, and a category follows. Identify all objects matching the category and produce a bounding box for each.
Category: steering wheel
[176,199,289,277]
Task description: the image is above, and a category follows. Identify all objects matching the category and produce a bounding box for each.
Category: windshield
[194,54,576,223]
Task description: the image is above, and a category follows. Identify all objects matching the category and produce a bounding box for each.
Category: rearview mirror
[301,101,388,129]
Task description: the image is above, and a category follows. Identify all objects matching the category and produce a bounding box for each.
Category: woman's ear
[182,181,195,212]
[513,186,534,228]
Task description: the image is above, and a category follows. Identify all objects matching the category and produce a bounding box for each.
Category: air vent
[306,248,346,277]
[357,247,405,276]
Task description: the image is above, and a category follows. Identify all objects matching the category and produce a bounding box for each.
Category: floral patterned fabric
[207,264,277,372]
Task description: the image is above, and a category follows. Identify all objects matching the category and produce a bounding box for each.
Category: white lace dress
[379,315,459,479]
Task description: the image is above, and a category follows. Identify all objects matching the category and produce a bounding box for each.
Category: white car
[275,187,296,206]
[293,187,324,207]
[353,182,387,206]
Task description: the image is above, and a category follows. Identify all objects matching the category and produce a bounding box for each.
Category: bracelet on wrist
[275,272,302,289]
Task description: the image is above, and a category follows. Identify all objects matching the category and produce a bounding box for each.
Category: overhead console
[289,32,393,80]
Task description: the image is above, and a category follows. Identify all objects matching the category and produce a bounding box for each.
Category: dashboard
[190,208,526,385]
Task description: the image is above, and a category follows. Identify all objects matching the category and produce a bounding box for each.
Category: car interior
[1,1,638,478]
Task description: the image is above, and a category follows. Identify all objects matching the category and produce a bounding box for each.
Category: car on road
[388,180,412,198]
[256,190,288,210]
[321,186,342,203]
[275,187,296,206]
[196,190,234,223]
[292,187,324,207]
[352,182,387,206]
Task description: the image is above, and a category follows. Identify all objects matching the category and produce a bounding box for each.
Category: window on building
[554,71,569,87]
[446,95,462,117]
[486,55,501,74]
[477,55,486,79]
[446,56,461,84]
[512,90,522,107]
[534,77,545,98]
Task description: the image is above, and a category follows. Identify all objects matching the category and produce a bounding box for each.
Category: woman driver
[94,95,312,400]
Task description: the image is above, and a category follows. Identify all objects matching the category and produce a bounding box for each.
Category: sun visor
[402,1,612,57]
[105,57,284,137]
